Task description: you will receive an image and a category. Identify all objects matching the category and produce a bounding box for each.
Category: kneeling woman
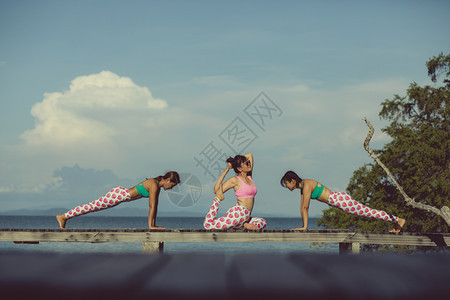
[56,171,180,229]
[204,153,267,230]
[280,171,406,232]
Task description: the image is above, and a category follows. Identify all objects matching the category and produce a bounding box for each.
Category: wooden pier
[1,228,449,254]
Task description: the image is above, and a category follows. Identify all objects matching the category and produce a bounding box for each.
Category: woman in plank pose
[204,153,267,230]
[56,171,180,229]
[280,171,406,232]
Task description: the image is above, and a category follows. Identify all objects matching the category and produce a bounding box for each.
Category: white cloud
[20,71,168,147]
[284,84,310,94]
[0,71,178,193]
[0,185,14,193]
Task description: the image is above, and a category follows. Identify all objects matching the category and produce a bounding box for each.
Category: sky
[0,0,449,220]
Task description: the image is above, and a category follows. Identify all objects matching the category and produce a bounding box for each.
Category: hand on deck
[389,218,406,233]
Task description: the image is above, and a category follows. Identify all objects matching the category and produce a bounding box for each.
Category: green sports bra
[136,183,149,197]
[302,181,324,199]
[136,179,160,198]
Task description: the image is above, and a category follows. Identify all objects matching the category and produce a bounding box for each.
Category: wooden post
[339,242,360,254]
[352,242,360,254]
[339,242,350,254]
[142,242,164,254]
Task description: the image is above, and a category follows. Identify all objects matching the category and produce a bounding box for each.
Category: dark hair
[156,171,181,184]
[226,155,248,174]
[280,171,302,188]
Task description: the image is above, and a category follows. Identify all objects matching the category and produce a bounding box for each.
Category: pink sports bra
[235,176,257,199]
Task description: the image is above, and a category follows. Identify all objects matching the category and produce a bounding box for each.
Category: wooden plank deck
[1,229,449,254]
[0,251,448,300]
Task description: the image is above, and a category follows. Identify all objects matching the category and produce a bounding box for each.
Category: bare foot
[389,218,406,233]
[243,223,259,230]
[291,227,307,231]
[56,214,67,229]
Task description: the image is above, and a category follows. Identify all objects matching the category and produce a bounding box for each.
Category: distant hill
[0,208,68,216]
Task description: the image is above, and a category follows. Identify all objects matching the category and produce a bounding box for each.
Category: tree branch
[363,117,450,226]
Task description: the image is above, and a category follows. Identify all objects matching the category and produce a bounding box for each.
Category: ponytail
[157,171,181,184]
[226,155,247,174]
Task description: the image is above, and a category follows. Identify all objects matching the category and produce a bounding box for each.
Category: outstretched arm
[213,163,236,200]
[292,190,311,230]
[148,180,165,230]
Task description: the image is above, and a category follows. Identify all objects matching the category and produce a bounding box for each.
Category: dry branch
[363,118,450,226]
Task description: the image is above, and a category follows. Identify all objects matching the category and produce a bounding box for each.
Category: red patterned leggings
[328,191,399,223]
[64,186,131,219]
[203,197,267,230]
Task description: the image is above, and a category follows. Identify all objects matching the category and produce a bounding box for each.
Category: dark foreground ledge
[0,251,448,300]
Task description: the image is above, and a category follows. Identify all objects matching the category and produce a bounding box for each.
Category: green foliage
[426,51,450,88]
[360,244,449,254]
[309,242,334,251]
[318,53,450,233]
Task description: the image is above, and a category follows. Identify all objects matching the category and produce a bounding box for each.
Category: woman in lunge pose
[204,153,267,230]
[56,171,180,229]
[280,171,406,232]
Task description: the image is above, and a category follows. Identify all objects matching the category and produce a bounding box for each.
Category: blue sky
[0,0,449,221]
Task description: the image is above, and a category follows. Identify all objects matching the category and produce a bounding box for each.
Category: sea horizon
[0,206,317,218]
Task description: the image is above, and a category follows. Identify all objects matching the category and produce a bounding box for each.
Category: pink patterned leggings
[203,197,267,230]
[64,186,131,219]
[328,191,399,223]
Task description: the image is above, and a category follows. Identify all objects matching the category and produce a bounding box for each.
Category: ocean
[0,216,339,254]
